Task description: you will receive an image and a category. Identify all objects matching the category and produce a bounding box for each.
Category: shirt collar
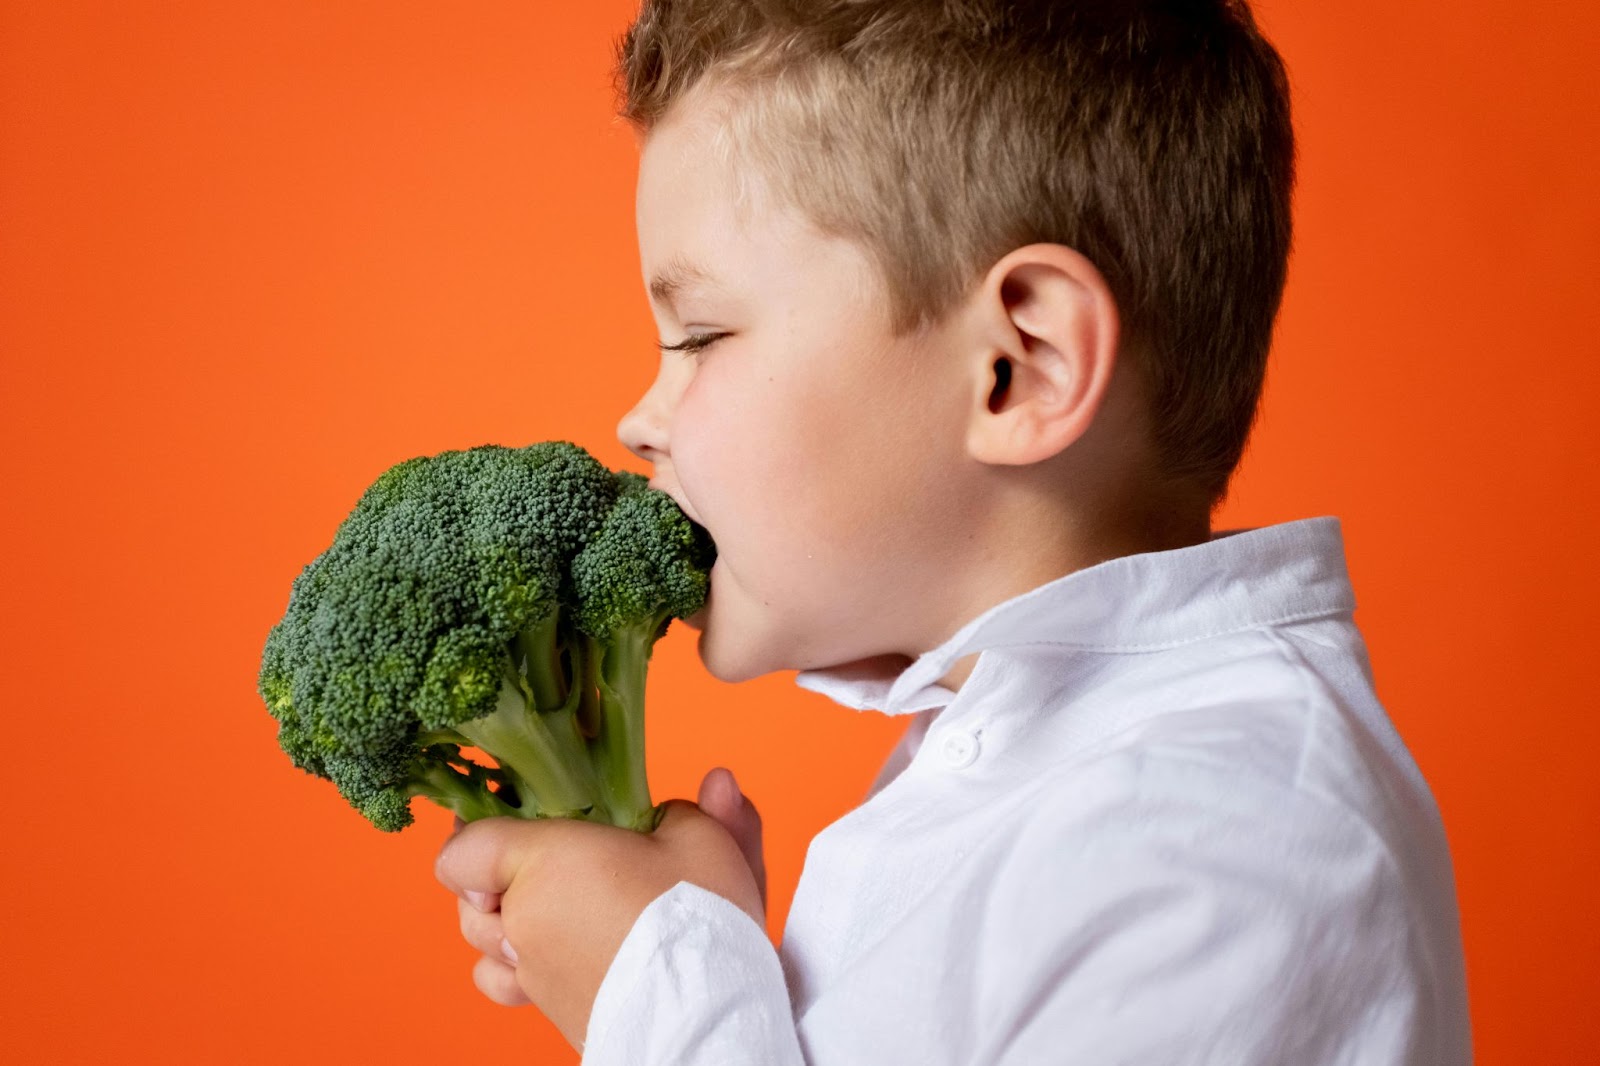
[794,516,1355,716]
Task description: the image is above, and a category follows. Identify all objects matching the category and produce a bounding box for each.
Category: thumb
[698,767,767,911]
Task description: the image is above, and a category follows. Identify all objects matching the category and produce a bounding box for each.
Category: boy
[434,1,1473,1061]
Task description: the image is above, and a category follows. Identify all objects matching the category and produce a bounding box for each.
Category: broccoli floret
[257,442,714,833]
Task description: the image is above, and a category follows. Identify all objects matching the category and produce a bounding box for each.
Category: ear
[963,244,1120,466]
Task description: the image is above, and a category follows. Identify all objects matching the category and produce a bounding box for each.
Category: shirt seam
[1255,627,1322,790]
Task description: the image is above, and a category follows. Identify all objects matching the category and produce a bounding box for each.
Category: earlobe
[965,244,1119,467]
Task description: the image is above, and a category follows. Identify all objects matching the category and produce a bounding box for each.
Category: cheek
[678,365,903,579]
[669,355,954,672]
[671,370,754,504]
[674,379,804,549]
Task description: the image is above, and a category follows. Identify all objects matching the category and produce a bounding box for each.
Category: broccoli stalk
[579,623,661,832]
[439,607,604,821]
[409,744,522,821]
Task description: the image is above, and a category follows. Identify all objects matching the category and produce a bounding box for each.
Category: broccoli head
[257,442,715,833]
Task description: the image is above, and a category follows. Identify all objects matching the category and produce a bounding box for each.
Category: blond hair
[614,0,1295,511]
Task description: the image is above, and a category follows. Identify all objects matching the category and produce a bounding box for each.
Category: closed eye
[657,332,727,355]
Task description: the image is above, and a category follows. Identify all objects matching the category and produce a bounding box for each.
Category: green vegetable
[257,442,715,833]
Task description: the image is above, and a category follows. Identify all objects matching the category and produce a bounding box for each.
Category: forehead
[633,97,884,320]
[634,100,773,305]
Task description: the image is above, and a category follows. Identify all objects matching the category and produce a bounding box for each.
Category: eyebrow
[648,255,723,309]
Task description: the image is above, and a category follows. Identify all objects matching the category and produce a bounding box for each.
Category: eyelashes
[656,332,727,355]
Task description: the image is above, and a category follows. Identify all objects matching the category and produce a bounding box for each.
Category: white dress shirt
[580,517,1472,1064]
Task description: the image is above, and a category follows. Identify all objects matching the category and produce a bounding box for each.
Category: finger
[697,767,739,818]
[472,953,532,1008]
[738,799,768,911]
[435,816,536,898]
[457,896,509,960]
[466,890,501,913]
[696,769,768,908]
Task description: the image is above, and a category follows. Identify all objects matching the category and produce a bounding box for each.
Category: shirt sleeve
[581,880,807,1066]
[966,753,1453,1066]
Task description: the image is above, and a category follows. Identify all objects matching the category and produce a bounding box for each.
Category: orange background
[2,2,1595,1062]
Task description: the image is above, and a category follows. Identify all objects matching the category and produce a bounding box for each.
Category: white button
[939,729,980,769]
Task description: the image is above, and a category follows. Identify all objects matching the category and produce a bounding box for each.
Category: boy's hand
[434,767,767,1050]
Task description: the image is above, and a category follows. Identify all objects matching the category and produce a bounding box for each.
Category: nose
[616,359,680,467]
[616,399,662,468]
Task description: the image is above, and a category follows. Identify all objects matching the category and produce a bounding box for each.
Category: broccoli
[256,441,715,834]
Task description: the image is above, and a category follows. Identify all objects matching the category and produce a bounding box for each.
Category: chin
[693,626,773,684]
[686,564,780,682]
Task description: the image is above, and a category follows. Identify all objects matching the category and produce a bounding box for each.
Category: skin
[436,770,764,1050]
[436,86,1212,1049]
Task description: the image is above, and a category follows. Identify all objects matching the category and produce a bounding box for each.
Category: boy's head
[611,0,1295,684]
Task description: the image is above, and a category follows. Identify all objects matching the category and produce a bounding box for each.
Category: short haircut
[614,0,1296,511]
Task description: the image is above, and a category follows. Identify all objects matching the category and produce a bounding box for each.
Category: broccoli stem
[409,761,521,821]
[453,665,608,823]
[516,604,568,712]
[583,624,662,832]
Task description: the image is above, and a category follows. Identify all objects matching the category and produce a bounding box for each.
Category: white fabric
[581,516,1472,1065]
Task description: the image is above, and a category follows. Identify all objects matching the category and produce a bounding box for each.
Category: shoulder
[964,617,1451,941]
[969,738,1414,1029]
[997,715,1393,888]
[1008,619,1413,838]
[977,711,1428,990]
[957,627,1467,1060]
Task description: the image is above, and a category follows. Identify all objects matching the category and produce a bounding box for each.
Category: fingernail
[500,937,519,965]
[466,890,493,912]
